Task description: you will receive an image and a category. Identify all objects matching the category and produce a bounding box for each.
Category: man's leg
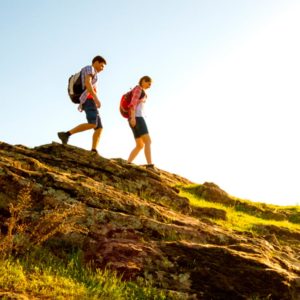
[58,123,96,145]
[92,128,102,150]
[69,123,96,134]
[58,99,102,145]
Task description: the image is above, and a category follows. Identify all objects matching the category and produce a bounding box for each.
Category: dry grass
[0,186,168,299]
[0,185,87,257]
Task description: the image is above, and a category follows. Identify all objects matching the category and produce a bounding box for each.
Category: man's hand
[85,74,101,107]
[94,95,101,108]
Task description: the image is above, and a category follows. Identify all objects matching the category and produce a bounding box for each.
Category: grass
[0,186,168,300]
[1,184,299,299]
[180,187,300,234]
[0,249,167,300]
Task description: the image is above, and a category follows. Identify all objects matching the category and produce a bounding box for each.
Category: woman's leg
[128,137,144,163]
[141,134,152,164]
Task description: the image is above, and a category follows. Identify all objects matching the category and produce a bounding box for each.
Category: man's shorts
[129,117,149,139]
[83,99,102,129]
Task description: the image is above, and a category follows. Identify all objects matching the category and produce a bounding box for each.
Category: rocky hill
[0,141,300,299]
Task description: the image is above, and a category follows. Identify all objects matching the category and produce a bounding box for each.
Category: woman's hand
[130,117,136,128]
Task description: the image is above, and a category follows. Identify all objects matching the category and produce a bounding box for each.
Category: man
[58,55,106,154]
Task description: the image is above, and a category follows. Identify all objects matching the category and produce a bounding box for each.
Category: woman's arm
[128,86,142,127]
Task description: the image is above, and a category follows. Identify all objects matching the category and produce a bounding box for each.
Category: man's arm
[84,74,101,108]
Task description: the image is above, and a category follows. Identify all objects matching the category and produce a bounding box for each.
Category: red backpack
[119,90,133,118]
[119,87,145,118]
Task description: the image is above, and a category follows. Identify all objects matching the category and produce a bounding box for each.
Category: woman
[127,76,153,168]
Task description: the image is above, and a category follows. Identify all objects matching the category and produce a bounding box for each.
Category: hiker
[58,55,107,154]
[127,76,154,168]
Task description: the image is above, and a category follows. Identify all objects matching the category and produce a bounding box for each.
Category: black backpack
[68,71,84,104]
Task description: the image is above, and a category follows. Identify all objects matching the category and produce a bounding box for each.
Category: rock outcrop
[0,141,300,299]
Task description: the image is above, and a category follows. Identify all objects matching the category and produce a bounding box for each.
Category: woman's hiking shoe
[91,149,98,154]
[57,132,69,145]
[144,164,160,175]
[145,164,155,169]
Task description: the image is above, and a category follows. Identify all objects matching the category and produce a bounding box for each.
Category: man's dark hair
[92,55,107,65]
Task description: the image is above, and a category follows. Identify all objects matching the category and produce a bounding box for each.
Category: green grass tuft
[180,187,300,234]
[0,250,167,300]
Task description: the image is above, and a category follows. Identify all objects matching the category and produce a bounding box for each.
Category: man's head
[92,55,107,73]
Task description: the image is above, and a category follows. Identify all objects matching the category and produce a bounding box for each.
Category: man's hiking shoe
[57,132,69,145]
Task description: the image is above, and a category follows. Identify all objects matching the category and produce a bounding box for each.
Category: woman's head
[139,76,152,89]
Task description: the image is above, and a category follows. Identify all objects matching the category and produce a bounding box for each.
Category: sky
[1,0,300,206]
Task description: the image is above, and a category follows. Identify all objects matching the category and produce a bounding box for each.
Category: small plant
[30,201,87,246]
[0,185,87,257]
[0,185,32,256]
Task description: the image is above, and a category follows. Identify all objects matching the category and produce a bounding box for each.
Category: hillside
[0,141,300,299]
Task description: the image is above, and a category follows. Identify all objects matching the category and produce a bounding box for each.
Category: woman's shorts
[129,117,149,139]
[83,99,102,129]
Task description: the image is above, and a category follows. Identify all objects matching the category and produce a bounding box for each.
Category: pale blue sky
[1,0,300,205]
